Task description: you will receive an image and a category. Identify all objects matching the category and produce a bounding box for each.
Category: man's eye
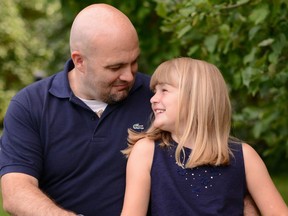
[110,66,121,71]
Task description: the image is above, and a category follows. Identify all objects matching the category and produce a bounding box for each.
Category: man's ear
[71,51,85,73]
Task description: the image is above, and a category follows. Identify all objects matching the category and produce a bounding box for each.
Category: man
[0,4,152,215]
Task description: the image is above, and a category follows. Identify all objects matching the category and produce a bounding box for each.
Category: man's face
[82,37,140,104]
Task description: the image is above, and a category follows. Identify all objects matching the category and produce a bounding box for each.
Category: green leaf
[204,34,218,53]
[187,45,199,56]
[249,4,270,25]
[155,2,167,18]
[249,26,260,41]
[179,6,195,17]
[242,67,253,87]
[237,0,250,4]
[258,38,274,47]
[177,25,192,38]
[243,47,257,65]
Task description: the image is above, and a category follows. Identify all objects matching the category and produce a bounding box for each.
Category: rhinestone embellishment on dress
[169,148,222,197]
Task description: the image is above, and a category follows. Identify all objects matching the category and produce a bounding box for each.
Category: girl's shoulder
[241,142,265,176]
[127,137,155,173]
[241,143,258,160]
[134,137,155,148]
[130,138,155,159]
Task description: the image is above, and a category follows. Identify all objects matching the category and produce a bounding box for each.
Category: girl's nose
[150,93,158,104]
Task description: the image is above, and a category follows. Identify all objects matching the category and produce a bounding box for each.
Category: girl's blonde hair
[122,57,232,168]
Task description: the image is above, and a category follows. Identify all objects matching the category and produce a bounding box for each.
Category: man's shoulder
[136,72,151,83]
[15,73,57,98]
[14,59,72,100]
[134,72,151,91]
[130,74,152,102]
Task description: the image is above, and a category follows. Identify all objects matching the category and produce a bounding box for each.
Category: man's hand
[244,194,260,216]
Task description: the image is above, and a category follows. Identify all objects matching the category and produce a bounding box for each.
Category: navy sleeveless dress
[150,141,247,216]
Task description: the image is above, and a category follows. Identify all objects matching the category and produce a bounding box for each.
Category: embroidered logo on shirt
[133,123,144,130]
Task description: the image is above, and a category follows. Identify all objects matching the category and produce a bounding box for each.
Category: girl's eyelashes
[161,88,168,92]
[152,88,167,94]
[153,83,174,93]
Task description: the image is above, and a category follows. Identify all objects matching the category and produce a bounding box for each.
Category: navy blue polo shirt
[0,59,153,215]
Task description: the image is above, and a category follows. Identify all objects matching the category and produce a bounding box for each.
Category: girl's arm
[121,138,155,216]
[243,143,288,215]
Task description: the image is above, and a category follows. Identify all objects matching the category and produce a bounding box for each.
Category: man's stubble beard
[103,88,130,104]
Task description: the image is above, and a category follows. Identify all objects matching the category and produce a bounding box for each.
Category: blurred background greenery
[0,0,287,213]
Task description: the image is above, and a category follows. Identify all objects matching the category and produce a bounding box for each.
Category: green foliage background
[0,0,287,174]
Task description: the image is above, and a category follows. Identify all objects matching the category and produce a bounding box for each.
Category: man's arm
[1,173,76,216]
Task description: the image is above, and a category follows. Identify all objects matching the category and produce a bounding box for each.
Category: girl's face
[150,83,179,134]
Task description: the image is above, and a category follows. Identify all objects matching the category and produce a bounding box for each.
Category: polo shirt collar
[49,59,145,99]
[49,59,74,99]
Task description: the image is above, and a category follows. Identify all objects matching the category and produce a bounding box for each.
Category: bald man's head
[69,4,138,55]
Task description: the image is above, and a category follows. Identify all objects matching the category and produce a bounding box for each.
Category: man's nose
[120,67,134,82]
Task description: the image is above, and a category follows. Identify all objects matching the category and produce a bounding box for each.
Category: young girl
[121,57,288,215]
